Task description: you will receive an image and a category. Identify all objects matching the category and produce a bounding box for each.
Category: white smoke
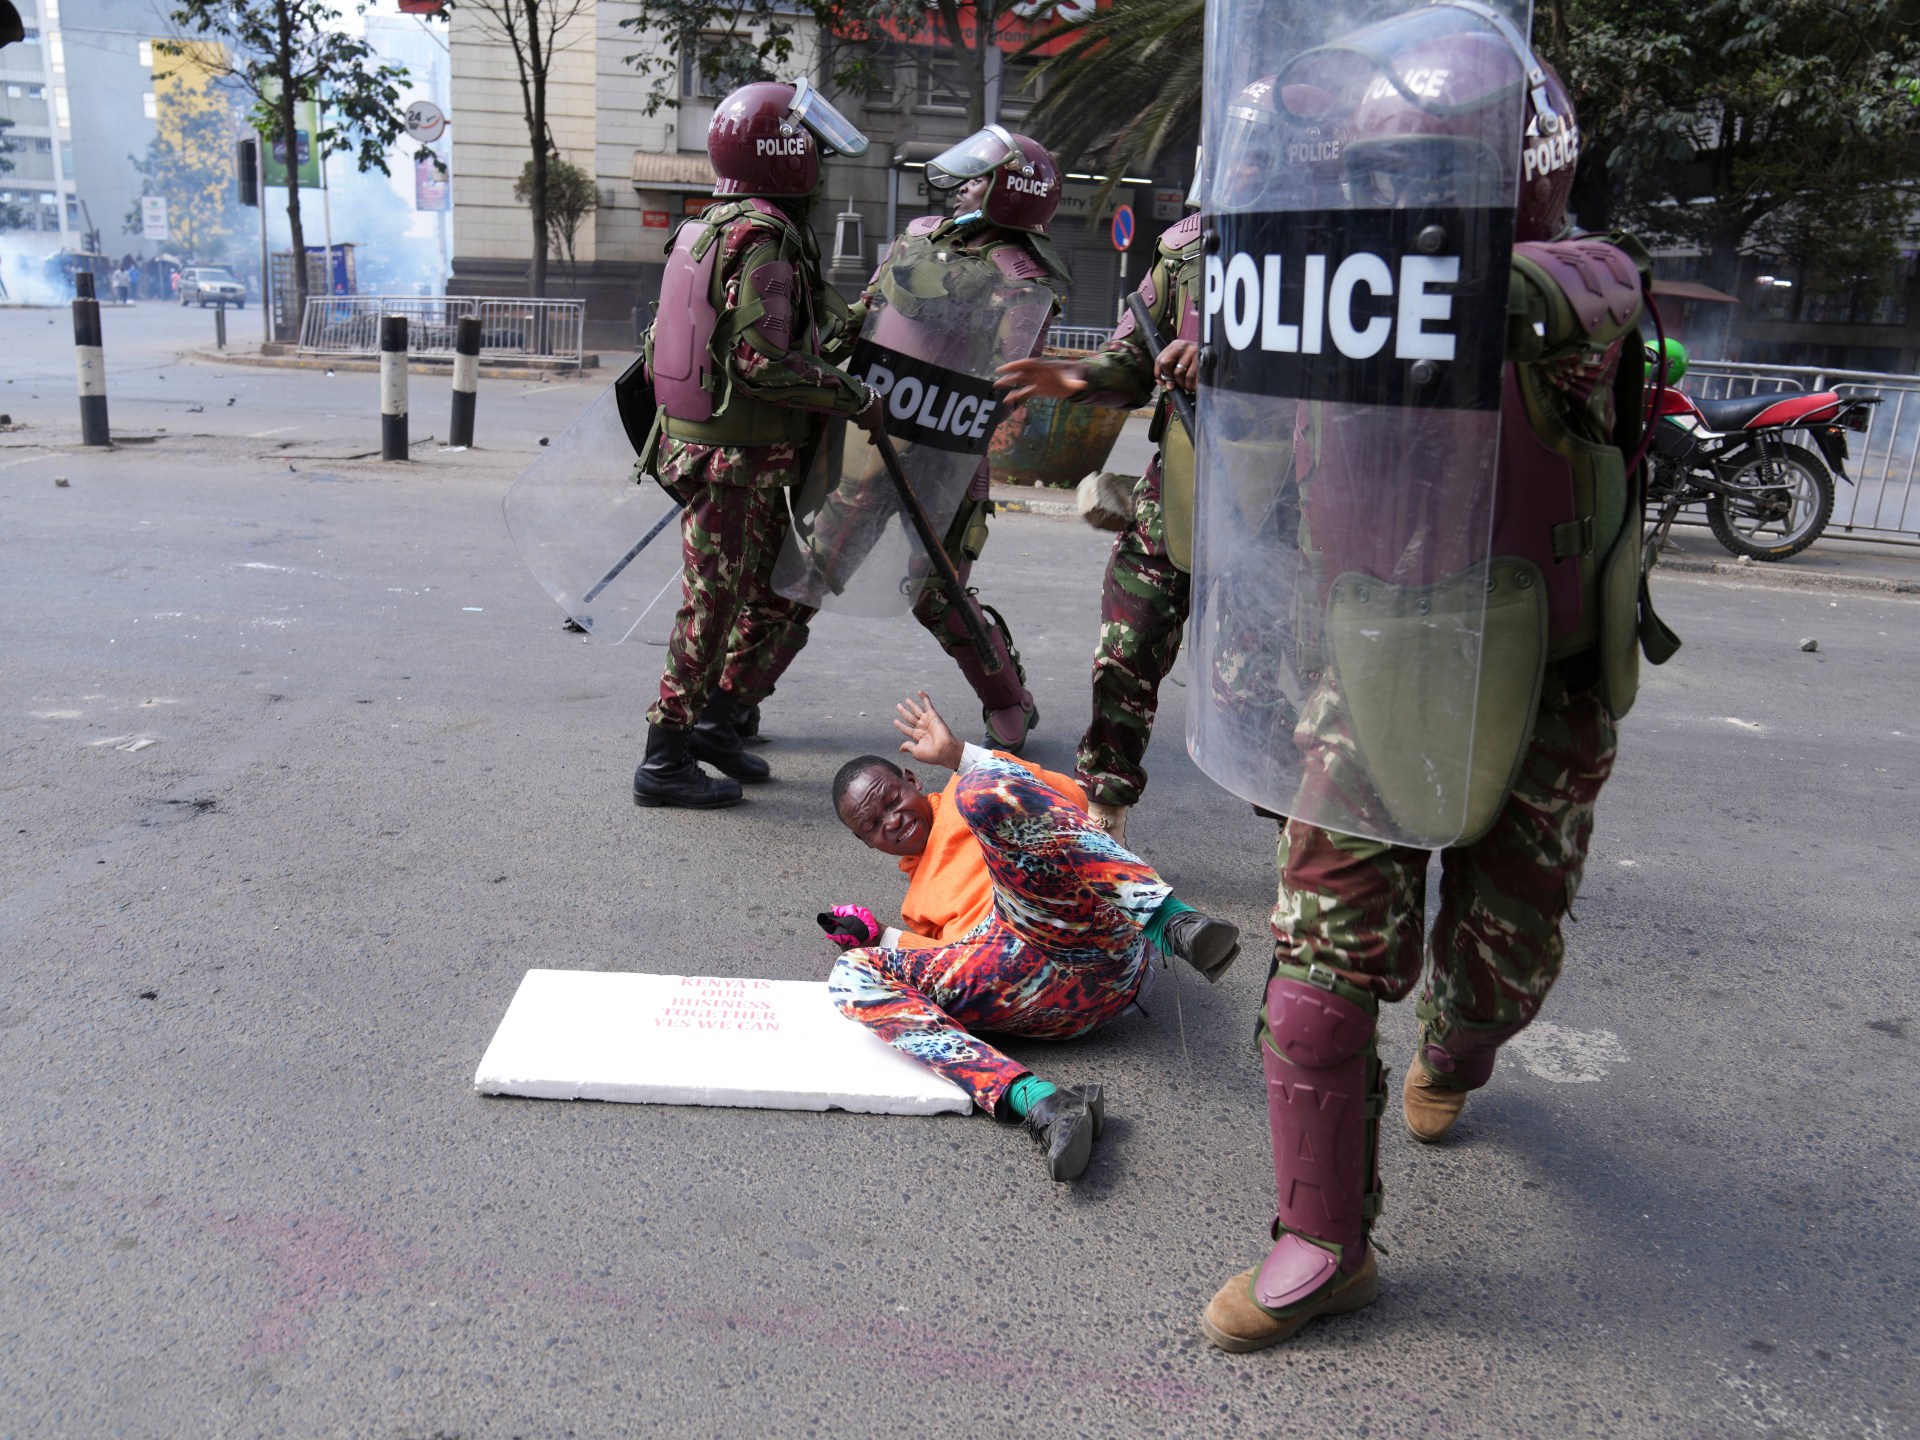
[0,235,76,307]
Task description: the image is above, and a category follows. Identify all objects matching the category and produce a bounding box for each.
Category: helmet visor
[788,77,869,157]
[1344,136,1506,210]
[925,124,1021,190]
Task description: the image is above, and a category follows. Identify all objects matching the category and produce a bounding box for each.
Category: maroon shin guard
[1255,968,1384,1313]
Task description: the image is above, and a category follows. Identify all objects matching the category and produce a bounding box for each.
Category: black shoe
[1159,909,1241,982]
[1020,1084,1103,1182]
[687,693,770,783]
[633,723,744,809]
[731,699,769,746]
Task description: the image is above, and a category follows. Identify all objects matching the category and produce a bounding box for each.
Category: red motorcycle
[1645,380,1881,560]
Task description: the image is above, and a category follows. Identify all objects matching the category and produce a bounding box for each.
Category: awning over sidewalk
[630,152,719,192]
[1652,278,1740,304]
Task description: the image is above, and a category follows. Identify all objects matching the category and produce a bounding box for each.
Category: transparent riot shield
[1188,0,1536,847]
[502,381,685,646]
[771,235,1054,616]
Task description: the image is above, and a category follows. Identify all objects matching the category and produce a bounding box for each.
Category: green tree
[1547,0,1920,297]
[464,0,593,298]
[514,152,600,289]
[162,0,410,327]
[123,87,245,260]
[1021,0,1201,208]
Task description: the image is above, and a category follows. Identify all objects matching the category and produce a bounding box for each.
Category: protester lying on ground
[820,690,1241,1181]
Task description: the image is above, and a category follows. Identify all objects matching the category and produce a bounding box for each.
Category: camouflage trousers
[647,480,812,731]
[720,463,1030,716]
[1076,460,1189,808]
[1270,662,1619,1091]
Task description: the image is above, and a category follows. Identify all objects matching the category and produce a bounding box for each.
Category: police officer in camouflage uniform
[1188,11,1679,1351]
[997,199,1205,847]
[634,78,881,809]
[719,127,1072,754]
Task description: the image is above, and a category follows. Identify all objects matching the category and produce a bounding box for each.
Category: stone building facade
[447,3,1189,353]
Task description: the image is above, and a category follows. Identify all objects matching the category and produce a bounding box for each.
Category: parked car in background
[179,267,245,308]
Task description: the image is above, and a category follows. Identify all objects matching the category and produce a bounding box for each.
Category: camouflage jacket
[1077,212,1204,424]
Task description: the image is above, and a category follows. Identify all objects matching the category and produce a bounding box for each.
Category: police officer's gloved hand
[854,390,887,440]
[817,904,883,950]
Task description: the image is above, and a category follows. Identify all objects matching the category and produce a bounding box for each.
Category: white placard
[141,196,168,241]
[474,969,973,1116]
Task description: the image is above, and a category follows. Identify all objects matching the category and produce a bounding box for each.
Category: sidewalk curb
[1655,555,1920,595]
[180,348,602,382]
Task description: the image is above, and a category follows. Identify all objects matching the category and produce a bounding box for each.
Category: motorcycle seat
[1692,391,1838,432]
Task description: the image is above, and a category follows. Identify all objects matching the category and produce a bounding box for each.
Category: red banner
[835,0,1103,59]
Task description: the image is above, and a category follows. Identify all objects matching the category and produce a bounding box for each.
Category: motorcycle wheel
[1705,443,1834,561]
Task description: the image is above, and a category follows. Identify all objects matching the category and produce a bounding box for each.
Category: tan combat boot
[1402,1057,1467,1142]
[1087,800,1129,848]
[1202,1251,1379,1353]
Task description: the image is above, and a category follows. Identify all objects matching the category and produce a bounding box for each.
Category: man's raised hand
[995,357,1089,406]
[893,691,964,770]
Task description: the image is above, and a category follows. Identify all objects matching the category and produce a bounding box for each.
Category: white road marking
[1506,1022,1629,1083]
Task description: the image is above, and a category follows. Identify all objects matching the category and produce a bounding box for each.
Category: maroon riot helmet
[925,125,1062,233]
[1277,0,1579,240]
[1213,75,1349,211]
[708,76,870,198]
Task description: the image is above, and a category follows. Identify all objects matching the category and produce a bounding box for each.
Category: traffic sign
[403,100,447,144]
[1111,204,1135,251]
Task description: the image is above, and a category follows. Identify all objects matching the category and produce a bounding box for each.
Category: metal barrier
[1664,361,1920,546]
[297,295,588,371]
[1047,324,1112,352]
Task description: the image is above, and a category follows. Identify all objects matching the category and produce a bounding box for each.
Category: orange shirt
[894,754,1087,947]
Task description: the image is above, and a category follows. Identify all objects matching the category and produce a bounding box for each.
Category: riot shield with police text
[503,369,686,646]
[771,233,1054,616]
[1189,0,1537,847]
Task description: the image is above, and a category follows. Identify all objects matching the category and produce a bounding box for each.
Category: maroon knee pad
[1255,967,1384,1312]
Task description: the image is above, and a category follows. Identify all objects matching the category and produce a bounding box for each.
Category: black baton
[867,424,1004,674]
[1125,292,1196,441]
[581,495,684,603]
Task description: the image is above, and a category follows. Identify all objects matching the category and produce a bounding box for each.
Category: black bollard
[214,301,227,350]
[449,315,480,448]
[380,314,408,461]
[72,271,110,447]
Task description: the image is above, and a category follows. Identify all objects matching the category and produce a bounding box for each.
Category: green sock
[1005,1074,1057,1119]
[1142,894,1195,950]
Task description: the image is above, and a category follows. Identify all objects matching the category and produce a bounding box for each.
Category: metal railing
[1666,361,1920,546]
[1047,324,1112,352]
[297,295,588,370]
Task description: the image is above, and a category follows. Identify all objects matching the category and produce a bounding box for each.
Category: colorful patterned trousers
[830,756,1171,1111]
[1076,459,1190,808]
[647,480,813,731]
[1271,663,1620,1090]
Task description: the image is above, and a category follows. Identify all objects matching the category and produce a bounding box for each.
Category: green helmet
[1648,336,1688,385]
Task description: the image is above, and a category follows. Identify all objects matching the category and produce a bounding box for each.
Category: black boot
[633,724,744,809]
[687,693,770,783]
[1158,909,1241,982]
[1019,1083,1105,1182]
[731,698,769,746]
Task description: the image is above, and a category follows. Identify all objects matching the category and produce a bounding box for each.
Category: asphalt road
[2,302,1916,1439]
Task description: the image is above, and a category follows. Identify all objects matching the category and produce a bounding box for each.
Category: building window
[5,84,20,98]
[917,57,969,113]
[29,84,46,99]
[53,89,68,128]
[31,137,52,151]
[138,39,153,67]
[142,92,156,120]
[59,141,72,173]
[679,36,748,101]
[48,32,63,69]
[18,27,39,42]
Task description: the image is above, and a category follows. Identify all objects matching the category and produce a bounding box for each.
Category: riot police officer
[635,78,881,809]
[1186,4,1679,1350]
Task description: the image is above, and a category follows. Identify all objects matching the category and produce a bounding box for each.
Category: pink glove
[817,904,883,950]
